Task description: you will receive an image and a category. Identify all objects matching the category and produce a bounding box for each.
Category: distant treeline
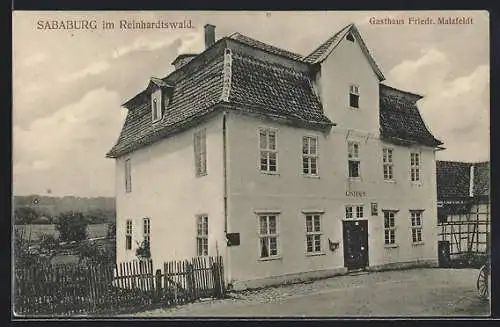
[13,195,115,225]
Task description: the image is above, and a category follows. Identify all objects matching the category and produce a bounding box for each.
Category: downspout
[469,164,475,197]
[222,110,231,287]
[220,47,232,286]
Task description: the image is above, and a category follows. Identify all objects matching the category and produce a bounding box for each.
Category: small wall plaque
[371,202,379,216]
[226,233,240,246]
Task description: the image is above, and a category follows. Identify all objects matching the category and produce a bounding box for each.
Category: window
[151,91,162,123]
[410,211,423,243]
[410,152,421,182]
[305,214,322,254]
[125,220,132,250]
[124,159,132,193]
[383,148,394,180]
[196,215,208,256]
[349,84,360,108]
[259,129,277,173]
[371,202,379,216]
[348,141,360,178]
[152,98,159,121]
[384,211,397,245]
[302,136,318,176]
[345,205,364,219]
[346,33,355,42]
[258,214,279,258]
[143,218,150,245]
[194,129,207,176]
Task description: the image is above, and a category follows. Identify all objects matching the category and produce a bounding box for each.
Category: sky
[12,11,490,197]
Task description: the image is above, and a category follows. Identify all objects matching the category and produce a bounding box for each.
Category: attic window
[349,84,360,108]
[151,90,162,123]
[346,33,355,42]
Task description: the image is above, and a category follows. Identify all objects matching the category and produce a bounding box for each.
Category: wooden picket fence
[14,256,226,316]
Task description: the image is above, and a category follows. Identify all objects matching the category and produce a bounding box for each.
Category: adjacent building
[107,23,443,290]
[436,160,490,262]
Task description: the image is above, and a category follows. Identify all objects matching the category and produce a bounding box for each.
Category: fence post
[186,262,195,302]
[155,269,162,303]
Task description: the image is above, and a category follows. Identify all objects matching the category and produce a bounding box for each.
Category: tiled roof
[436,161,472,199]
[436,160,490,200]
[106,45,332,158]
[229,32,304,61]
[229,51,330,126]
[473,161,490,197]
[379,84,442,147]
[107,53,225,158]
[303,24,352,63]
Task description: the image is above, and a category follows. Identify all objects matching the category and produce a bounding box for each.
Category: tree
[14,207,40,224]
[55,211,88,243]
[135,240,150,260]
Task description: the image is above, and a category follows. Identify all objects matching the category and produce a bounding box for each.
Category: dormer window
[346,33,355,42]
[349,84,360,108]
[151,89,162,123]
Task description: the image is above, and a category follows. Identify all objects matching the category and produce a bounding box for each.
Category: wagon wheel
[477,265,489,299]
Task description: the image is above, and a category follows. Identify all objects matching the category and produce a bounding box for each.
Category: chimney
[204,24,216,49]
[469,164,475,197]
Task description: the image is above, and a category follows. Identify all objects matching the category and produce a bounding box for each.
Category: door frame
[342,219,369,270]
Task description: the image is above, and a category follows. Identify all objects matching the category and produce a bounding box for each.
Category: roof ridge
[233,51,308,78]
[229,32,304,61]
[304,23,353,61]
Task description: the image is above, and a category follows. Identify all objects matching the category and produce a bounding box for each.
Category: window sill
[384,179,396,183]
[412,242,425,246]
[411,181,423,186]
[348,106,361,110]
[258,256,282,262]
[260,171,280,176]
[303,174,320,179]
[305,252,326,257]
[384,244,399,249]
[348,177,362,182]
[196,173,208,178]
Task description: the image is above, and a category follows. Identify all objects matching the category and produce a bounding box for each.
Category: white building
[107,23,443,290]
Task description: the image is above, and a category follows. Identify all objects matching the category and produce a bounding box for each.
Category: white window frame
[305,213,323,254]
[194,129,207,177]
[124,158,132,193]
[410,152,421,182]
[196,215,209,256]
[383,148,394,181]
[258,214,279,259]
[349,84,360,109]
[410,210,423,244]
[383,210,397,245]
[345,205,364,219]
[143,217,150,246]
[302,136,319,176]
[348,141,361,179]
[259,128,278,174]
[125,219,133,250]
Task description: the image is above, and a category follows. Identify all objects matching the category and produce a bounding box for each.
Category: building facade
[436,161,490,263]
[107,23,443,290]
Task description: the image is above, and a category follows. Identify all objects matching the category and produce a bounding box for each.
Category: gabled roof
[436,160,490,200]
[303,24,385,81]
[379,84,442,147]
[106,43,333,158]
[229,32,303,61]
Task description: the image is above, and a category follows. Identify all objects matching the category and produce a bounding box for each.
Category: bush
[135,240,150,260]
[56,211,88,243]
[39,233,59,251]
[77,241,115,265]
[106,222,116,239]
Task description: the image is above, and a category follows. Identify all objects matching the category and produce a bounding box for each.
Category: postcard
[12,10,490,318]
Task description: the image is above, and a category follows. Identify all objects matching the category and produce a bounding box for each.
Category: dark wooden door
[343,220,369,270]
